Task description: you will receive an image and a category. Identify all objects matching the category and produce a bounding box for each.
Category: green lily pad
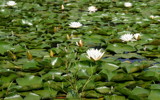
[24,93,41,100]
[150,84,160,90]
[100,69,117,81]
[95,86,111,94]
[16,75,42,90]
[81,90,103,98]
[105,95,126,100]
[42,71,62,81]
[106,43,136,53]
[101,63,119,71]
[1,74,17,83]
[132,86,149,97]
[148,90,160,100]
[0,41,14,54]
[0,69,14,75]
[4,95,23,100]
[51,57,63,68]
[16,75,42,86]
[23,60,39,70]
[33,88,57,99]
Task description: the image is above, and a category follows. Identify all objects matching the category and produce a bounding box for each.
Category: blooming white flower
[69,22,82,28]
[86,48,105,61]
[22,20,33,26]
[134,33,141,40]
[6,1,17,6]
[120,34,134,42]
[88,6,97,13]
[124,2,132,7]
[0,9,5,12]
[150,15,160,19]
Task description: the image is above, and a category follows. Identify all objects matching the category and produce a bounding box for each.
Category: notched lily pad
[0,41,14,54]
[16,75,42,91]
[106,43,136,53]
[95,86,111,94]
[33,88,57,99]
[51,57,63,68]
[81,90,103,98]
[22,60,40,70]
[24,93,41,100]
[4,95,23,100]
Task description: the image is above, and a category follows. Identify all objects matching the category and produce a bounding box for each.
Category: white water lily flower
[86,48,105,61]
[0,9,5,12]
[120,34,134,42]
[6,1,17,6]
[22,20,33,26]
[150,15,160,19]
[134,33,141,40]
[69,22,82,28]
[124,2,132,7]
[88,6,97,13]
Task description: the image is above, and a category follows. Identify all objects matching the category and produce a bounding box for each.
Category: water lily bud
[61,5,64,10]
[26,50,33,60]
[8,51,17,60]
[76,40,83,47]
[53,27,60,32]
[134,33,141,40]
[66,34,70,40]
[124,2,132,8]
[49,50,54,57]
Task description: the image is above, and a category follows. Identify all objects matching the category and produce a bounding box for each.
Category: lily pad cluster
[0,0,160,99]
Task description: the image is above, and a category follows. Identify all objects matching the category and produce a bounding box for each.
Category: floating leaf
[0,41,14,54]
[104,95,126,100]
[100,69,117,81]
[51,57,63,68]
[23,60,39,70]
[33,88,57,99]
[132,86,149,98]
[24,93,41,100]
[66,90,80,99]
[81,90,103,98]
[16,75,42,91]
[101,63,119,71]
[95,86,111,94]
[150,84,160,90]
[4,95,23,100]
[106,43,136,53]
[148,90,160,100]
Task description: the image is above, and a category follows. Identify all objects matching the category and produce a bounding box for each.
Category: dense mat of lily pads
[0,0,160,100]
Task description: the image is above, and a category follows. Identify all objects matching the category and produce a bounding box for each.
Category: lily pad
[4,95,23,100]
[24,93,41,100]
[132,86,149,98]
[16,75,42,90]
[106,43,136,53]
[0,41,14,54]
[148,90,160,100]
[33,88,57,99]
[95,86,111,94]
[22,60,39,70]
